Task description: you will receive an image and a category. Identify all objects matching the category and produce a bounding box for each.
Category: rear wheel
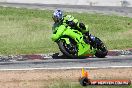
[58,38,78,58]
[95,38,108,58]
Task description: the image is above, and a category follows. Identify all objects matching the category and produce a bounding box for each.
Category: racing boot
[88,34,102,48]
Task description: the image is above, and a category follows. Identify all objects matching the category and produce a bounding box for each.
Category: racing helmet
[52,9,63,22]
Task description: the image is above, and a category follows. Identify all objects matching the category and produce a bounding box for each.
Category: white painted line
[0,66,132,71]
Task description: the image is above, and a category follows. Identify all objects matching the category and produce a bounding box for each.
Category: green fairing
[51,24,96,56]
[51,25,66,41]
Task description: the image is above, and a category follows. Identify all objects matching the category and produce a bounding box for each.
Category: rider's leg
[84,31,102,48]
[88,34,103,48]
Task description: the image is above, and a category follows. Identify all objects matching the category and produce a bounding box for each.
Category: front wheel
[57,38,78,58]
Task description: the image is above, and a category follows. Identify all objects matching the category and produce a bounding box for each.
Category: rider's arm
[51,25,66,41]
[78,23,89,33]
[63,15,89,33]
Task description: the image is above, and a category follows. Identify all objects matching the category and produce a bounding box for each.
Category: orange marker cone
[81,68,88,78]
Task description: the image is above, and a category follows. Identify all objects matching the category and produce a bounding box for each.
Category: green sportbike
[52,25,108,58]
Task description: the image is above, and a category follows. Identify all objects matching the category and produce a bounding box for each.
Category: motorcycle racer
[52,9,100,48]
[51,9,108,58]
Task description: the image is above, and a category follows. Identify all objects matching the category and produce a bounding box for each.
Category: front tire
[57,38,78,58]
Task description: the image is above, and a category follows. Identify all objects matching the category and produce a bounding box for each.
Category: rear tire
[95,49,108,58]
[95,38,108,58]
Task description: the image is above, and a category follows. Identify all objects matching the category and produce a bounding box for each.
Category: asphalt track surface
[0,2,131,69]
[0,55,131,70]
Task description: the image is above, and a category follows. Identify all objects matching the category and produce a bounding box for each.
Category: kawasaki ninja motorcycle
[52,25,108,58]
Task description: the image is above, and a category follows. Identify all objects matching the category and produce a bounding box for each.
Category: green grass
[48,81,132,88]
[0,7,132,54]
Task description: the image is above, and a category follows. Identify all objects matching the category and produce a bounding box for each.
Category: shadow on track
[52,53,96,59]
